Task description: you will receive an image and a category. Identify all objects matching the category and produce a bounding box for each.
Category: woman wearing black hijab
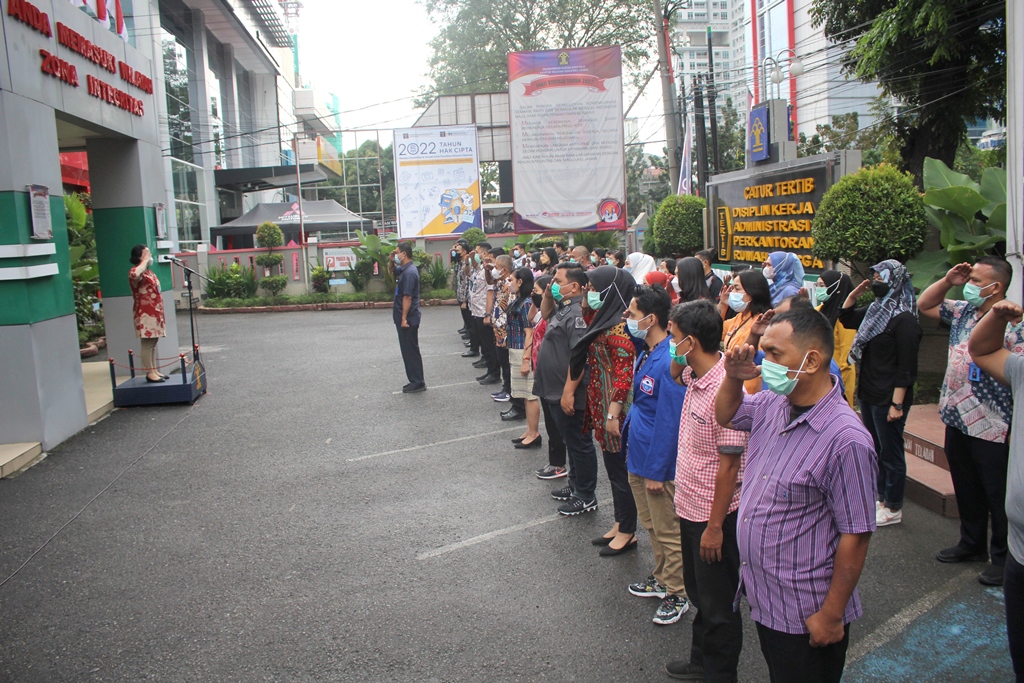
[570,266,639,556]
[815,269,856,407]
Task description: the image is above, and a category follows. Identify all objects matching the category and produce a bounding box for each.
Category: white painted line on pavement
[390,380,479,394]
[417,515,561,560]
[846,568,975,663]
[346,426,520,462]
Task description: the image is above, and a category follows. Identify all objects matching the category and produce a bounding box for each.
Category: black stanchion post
[128,349,136,378]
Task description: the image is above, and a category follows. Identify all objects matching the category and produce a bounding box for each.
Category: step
[905,454,959,518]
[0,442,43,478]
[903,404,948,471]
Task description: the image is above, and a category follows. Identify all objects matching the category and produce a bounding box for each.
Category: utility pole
[653,0,680,192]
[706,26,721,174]
[693,76,709,197]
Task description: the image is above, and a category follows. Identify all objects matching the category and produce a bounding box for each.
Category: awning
[214,164,329,194]
[211,200,374,237]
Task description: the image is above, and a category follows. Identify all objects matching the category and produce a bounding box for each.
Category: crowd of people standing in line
[390,238,1022,682]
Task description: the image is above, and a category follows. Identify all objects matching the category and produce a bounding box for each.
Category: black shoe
[558,497,597,516]
[551,485,573,501]
[935,545,988,564]
[457,327,467,334]
[979,564,1004,586]
[514,436,542,449]
[599,534,637,556]
[591,535,614,546]
[146,376,167,383]
[402,383,426,393]
[665,661,705,680]
[472,359,489,368]
[461,350,480,358]
[500,408,526,421]
[478,374,501,385]
[464,341,472,347]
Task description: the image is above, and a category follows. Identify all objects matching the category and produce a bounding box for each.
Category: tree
[649,195,706,257]
[254,222,284,273]
[713,96,746,173]
[812,164,927,274]
[810,0,1005,186]
[418,0,654,105]
[796,106,902,166]
[316,141,396,220]
[626,146,670,223]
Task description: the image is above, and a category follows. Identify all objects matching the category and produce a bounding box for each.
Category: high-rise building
[672,0,752,120]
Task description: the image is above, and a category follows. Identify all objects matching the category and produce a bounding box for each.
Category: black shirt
[707,273,724,301]
[393,262,421,327]
[533,297,589,406]
[839,308,921,406]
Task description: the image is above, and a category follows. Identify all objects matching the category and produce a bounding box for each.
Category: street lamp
[760,49,803,102]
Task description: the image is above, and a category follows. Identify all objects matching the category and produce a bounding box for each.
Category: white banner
[508,46,626,232]
[28,185,52,240]
[393,125,482,240]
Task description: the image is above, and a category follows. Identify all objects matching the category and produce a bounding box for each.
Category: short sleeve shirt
[1002,353,1024,562]
[393,263,420,327]
[505,299,534,350]
[533,297,589,405]
[468,266,490,317]
[939,300,1024,442]
[674,356,749,523]
[730,380,877,634]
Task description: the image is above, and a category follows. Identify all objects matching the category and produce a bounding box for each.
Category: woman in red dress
[129,244,167,382]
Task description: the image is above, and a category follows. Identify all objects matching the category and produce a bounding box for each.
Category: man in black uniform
[393,242,425,393]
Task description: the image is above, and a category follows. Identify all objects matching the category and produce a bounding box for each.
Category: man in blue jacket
[622,284,690,625]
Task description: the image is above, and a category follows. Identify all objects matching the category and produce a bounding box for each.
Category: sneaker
[550,485,573,501]
[628,575,668,599]
[664,661,705,680]
[876,505,902,527]
[653,594,690,625]
[491,391,510,402]
[557,497,597,516]
[535,465,568,480]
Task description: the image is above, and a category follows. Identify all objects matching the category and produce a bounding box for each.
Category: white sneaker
[876,506,902,527]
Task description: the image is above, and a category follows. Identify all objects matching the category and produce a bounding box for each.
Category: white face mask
[490,267,503,280]
[763,266,775,280]
[671,277,681,293]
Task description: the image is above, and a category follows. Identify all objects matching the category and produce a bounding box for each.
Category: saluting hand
[945,262,973,287]
[723,344,761,381]
[844,278,871,308]
[750,309,775,337]
[990,299,1024,326]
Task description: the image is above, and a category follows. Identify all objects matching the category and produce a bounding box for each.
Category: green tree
[812,164,927,274]
[649,195,706,257]
[255,221,285,273]
[626,146,670,223]
[418,0,654,105]
[713,96,746,173]
[317,141,397,220]
[810,0,1005,185]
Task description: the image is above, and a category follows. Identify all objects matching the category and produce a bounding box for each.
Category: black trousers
[1007,552,1024,682]
[602,449,636,534]
[540,399,567,468]
[459,305,473,336]
[945,425,1009,565]
[681,513,743,682]
[756,622,850,683]
[473,316,498,374]
[497,345,512,394]
[396,324,424,387]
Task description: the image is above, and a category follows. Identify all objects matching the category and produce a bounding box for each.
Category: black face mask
[870,280,890,299]
[531,293,543,308]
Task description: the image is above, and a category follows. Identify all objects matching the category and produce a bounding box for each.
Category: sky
[295,0,668,151]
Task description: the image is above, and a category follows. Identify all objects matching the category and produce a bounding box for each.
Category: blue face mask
[626,314,651,340]
[551,282,564,302]
[394,254,402,266]
[669,337,691,366]
[474,253,481,264]
[963,282,996,307]
[728,292,748,312]
[761,352,809,396]
[587,290,603,309]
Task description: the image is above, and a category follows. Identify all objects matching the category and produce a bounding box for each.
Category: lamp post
[759,50,803,103]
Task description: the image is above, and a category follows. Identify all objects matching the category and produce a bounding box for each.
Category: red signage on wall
[6,0,51,37]
[56,22,117,73]
[40,49,79,86]
[86,75,144,116]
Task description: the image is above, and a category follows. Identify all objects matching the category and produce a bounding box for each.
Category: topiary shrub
[259,274,288,297]
[255,221,285,273]
[650,195,706,257]
[461,227,486,247]
[812,164,926,272]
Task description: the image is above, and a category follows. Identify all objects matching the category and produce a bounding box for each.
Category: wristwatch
[606,413,617,421]
[891,403,904,411]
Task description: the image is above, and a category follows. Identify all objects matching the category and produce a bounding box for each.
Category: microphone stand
[167,257,211,365]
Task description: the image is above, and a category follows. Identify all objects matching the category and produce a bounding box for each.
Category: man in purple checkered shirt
[715,307,877,683]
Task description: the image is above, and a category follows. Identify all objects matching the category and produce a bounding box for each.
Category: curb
[198,299,459,314]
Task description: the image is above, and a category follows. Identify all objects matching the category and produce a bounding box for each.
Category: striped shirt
[674,355,748,523]
[730,379,877,634]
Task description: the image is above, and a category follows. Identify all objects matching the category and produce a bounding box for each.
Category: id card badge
[969,362,983,382]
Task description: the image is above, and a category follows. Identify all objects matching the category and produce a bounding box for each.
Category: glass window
[161,25,195,163]
[175,201,202,245]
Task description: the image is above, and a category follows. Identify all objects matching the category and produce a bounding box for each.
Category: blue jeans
[860,401,908,511]
[547,400,598,502]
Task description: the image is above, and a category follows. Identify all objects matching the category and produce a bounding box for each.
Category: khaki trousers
[629,473,686,596]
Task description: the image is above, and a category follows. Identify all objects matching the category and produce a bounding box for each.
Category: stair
[0,442,43,478]
[903,405,958,518]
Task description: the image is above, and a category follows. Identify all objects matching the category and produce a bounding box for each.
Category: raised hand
[723,343,762,381]
[945,262,973,287]
[750,310,776,337]
[990,299,1024,325]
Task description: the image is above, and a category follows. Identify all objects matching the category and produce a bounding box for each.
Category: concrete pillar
[0,92,88,448]
[88,138,181,377]
[221,44,241,170]
[186,9,221,242]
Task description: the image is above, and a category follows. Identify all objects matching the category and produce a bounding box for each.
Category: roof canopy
[211,200,373,237]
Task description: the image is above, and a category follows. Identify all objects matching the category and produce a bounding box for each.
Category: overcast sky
[295,1,666,151]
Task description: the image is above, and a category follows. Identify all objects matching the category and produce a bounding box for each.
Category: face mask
[490,267,502,280]
[394,254,402,266]
[728,292,748,312]
[587,290,604,309]
[671,277,681,294]
[669,338,691,366]
[568,259,577,265]
[870,280,890,299]
[964,282,996,307]
[623,265,632,274]
[815,282,837,303]
[531,292,543,308]
[513,250,521,258]
[590,254,598,264]
[763,266,775,280]
[451,251,458,259]
[551,282,564,301]
[761,352,810,396]
[474,254,481,264]
[626,315,651,340]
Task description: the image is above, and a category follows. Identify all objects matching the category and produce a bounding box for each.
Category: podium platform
[903,405,958,518]
[110,356,207,408]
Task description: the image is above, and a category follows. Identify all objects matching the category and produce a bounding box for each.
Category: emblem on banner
[439,189,476,225]
[599,199,622,224]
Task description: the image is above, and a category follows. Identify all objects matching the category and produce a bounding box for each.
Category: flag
[678,117,692,195]
[113,0,128,41]
[93,0,110,28]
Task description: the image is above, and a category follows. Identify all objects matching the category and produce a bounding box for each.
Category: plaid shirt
[674,355,748,523]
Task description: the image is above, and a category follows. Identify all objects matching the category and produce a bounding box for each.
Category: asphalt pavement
[0,307,1015,682]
